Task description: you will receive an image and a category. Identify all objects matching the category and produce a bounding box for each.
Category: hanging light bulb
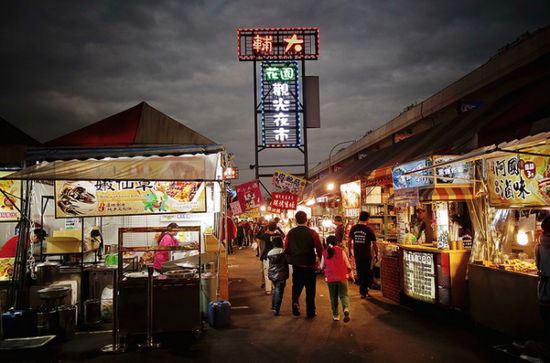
[517,231,528,246]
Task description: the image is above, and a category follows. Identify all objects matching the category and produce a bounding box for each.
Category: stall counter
[469,263,544,336]
[399,244,470,307]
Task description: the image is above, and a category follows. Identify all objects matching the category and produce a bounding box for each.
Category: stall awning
[419,186,474,202]
[1,152,224,181]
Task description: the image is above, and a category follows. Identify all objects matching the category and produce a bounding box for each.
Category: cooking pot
[164,270,195,279]
[35,262,60,285]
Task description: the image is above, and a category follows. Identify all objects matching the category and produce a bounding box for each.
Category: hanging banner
[235,180,264,212]
[230,201,243,215]
[340,180,361,218]
[271,192,298,210]
[266,206,282,214]
[393,159,433,190]
[54,180,206,218]
[0,173,21,221]
[394,187,420,207]
[271,170,306,195]
[434,156,473,185]
[487,144,550,207]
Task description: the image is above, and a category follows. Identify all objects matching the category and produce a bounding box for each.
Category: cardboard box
[45,237,82,254]
[53,230,83,239]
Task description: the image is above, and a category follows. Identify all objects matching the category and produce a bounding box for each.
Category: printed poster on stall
[271,192,298,210]
[0,172,21,221]
[487,144,550,207]
[392,158,433,190]
[434,156,473,185]
[340,180,361,218]
[271,170,307,195]
[235,180,264,213]
[54,180,206,218]
[230,201,243,216]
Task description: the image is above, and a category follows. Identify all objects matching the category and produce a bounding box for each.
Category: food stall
[0,145,230,339]
[382,156,475,307]
[466,140,550,336]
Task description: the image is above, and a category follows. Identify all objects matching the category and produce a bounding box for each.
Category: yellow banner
[55,180,206,218]
[487,144,550,207]
[0,173,21,221]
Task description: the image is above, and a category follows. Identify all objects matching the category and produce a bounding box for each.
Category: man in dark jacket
[256,221,283,295]
[284,211,324,317]
[349,211,378,299]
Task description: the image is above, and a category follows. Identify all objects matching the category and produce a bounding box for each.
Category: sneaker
[360,295,366,299]
[292,303,300,316]
[273,310,279,316]
[333,316,340,321]
[343,309,350,323]
[265,291,272,295]
[260,283,265,289]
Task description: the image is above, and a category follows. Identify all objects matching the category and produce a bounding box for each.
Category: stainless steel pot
[163,270,195,279]
[84,299,101,325]
[35,262,60,285]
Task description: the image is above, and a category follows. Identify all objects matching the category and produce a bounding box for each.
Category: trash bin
[201,273,217,319]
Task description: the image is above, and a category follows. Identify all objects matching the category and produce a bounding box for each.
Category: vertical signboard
[340,180,361,218]
[261,61,301,147]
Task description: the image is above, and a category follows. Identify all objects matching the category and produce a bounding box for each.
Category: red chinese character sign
[271,192,298,210]
[238,28,319,61]
[235,180,264,212]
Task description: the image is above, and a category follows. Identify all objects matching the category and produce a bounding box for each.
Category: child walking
[267,236,289,316]
[319,235,354,322]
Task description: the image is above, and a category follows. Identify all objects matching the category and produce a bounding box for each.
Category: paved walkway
[0,246,519,362]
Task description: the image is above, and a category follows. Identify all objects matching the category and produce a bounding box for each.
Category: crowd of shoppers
[225,209,380,323]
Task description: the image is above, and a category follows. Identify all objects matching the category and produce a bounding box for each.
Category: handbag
[140,251,155,267]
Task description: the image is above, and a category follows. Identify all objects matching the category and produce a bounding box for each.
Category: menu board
[402,250,436,304]
[0,173,21,221]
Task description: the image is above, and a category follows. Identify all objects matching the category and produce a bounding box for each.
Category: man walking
[284,211,324,317]
[348,211,378,299]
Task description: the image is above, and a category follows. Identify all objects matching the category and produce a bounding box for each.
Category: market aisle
[1,245,505,363]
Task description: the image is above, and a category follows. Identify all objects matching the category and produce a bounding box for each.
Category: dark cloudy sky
[1,1,549,184]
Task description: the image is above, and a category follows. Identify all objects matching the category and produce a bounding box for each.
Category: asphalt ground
[0,245,529,363]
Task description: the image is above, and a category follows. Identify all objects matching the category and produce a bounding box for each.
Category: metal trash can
[200,273,217,319]
[36,309,57,336]
[57,305,76,341]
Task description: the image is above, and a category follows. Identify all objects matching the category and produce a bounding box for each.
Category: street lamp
[328,140,356,174]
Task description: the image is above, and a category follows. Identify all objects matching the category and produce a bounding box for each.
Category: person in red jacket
[320,235,354,322]
[221,210,237,254]
[0,228,47,258]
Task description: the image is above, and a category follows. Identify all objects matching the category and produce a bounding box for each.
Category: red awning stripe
[419,186,473,201]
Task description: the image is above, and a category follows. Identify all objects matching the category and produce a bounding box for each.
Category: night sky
[1,1,549,184]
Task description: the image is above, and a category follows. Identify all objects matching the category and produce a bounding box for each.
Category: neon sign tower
[238,27,320,180]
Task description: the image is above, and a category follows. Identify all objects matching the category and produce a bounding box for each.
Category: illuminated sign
[261,61,301,147]
[402,250,436,304]
[487,144,550,207]
[238,27,319,61]
[223,167,239,180]
[392,158,433,190]
[340,180,361,218]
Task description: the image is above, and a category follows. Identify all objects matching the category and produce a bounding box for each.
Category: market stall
[0,145,230,341]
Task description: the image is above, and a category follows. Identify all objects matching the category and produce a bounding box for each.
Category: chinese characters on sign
[235,180,264,213]
[230,201,243,216]
[487,144,550,207]
[392,159,433,190]
[434,156,473,185]
[261,61,301,147]
[271,192,298,210]
[402,250,436,304]
[54,180,206,218]
[238,28,319,61]
[0,173,21,221]
[340,181,361,218]
[223,167,239,180]
[271,170,306,195]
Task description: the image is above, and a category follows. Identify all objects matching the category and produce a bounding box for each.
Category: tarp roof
[43,101,216,148]
[313,76,550,194]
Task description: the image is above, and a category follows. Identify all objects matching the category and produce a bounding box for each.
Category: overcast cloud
[1,0,549,184]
